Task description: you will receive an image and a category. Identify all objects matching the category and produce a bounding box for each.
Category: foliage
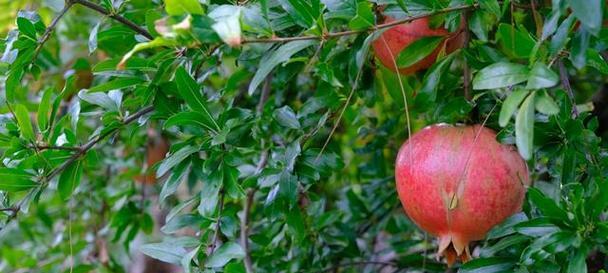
[0,0,607,272]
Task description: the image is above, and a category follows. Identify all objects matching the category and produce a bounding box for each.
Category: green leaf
[209,5,242,47]
[248,40,317,95]
[395,0,408,13]
[567,248,589,273]
[526,63,558,89]
[541,11,561,40]
[570,30,590,69]
[479,0,501,18]
[223,164,243,199]
[174,67,221,131]
[514,218,560,237]
[357,30,384,70]
[348,2,374,30]
[37,88,53,131]
[480,235,529,257]
[527,187,568,220]
[156,145,199,178]
[395,36,444,68]
[487,213,529,239]
[198,169,222,217]
[88,21,101,54]
[542,231,578,253]
[16,17,36,39]
[161,214,204,234]
[496,23,536,58]
[561,147,576,185]
[160,161,190,203]
[278,0,317,28]
[1,30,19,65]
[286,207,305,242]
[278,172,298,204]
[458,257,516,273]
[140,242,187,264]
[550,15,575,54]
[473,62,529,90]
[515,92,535,160]
[499,88,529,127]
[420,54,456,101]
[0,168,37,192]
[520,231,577,262]
[78,90,119,111]
[469,10,493,42]
[181,246,200,273]
[164,111,219,133]
[15,104,35,141]
[273,106,300,129]
[165,0,204,16]
[567,0,602,35]
[118,37,177,68]
[588,180,608,218]
[534,90,559,115]
[5,69,24,103]
[88,78,144,93]
[206,242,245,268]
[586,49,608,74]
[58,160,83,200]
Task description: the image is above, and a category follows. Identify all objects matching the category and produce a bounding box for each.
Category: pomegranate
[372,16,464,75]
[395,124,529,266]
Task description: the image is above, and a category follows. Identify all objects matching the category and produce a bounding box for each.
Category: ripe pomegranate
[372,16,464,75]
[395,124,529,266]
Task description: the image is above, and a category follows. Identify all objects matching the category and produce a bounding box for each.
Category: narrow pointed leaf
[515,92,535,160]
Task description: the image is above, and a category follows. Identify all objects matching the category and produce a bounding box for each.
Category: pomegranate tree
[372,16,463,75]
[395,124,530,265]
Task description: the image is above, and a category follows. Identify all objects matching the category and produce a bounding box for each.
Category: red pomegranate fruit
[372,16,464,75]
[395,124,530,266]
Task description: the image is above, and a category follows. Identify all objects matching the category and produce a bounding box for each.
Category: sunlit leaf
[515,92,535,160]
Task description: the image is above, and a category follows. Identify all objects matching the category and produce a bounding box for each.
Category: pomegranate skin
[372,17,463,75]
[395,124,530,265]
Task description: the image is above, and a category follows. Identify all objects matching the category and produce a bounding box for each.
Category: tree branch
[256,75,273,114]
[0,207,18,213]
[240,189,256,273]
[242,4,478,44]
[29,145,82,152]
[557,60,579,118]
[45,106,154,181]
[207,191,225,255]
[32,1,74,63]
[72,0,153,40]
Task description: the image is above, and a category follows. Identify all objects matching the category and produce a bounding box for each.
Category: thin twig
[0,207,18,213]
[242,4,478,44]
[32,1,73,64]
[72,0,153,40]
[530,0,543,38]
[240,149,269,273]
[256,75,273,114]
[45,106,154,181]
[241,189,256,273]
[557,59,579,118]
[29,145,82,152]
[317,64,364,161]
[208,191,225,255]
